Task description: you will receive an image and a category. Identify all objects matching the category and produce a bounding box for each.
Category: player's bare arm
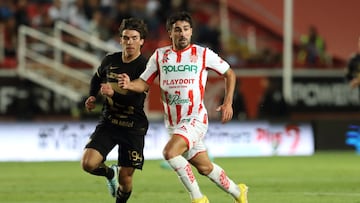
[216,68,236,123]
[117,73,150,93]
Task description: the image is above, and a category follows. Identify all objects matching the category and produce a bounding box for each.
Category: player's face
[120,30,144,56]
[169,20,192,50]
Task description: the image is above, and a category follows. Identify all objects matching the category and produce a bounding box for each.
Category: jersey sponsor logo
[167,93,191,105]
[162,64,198,74]
[162,78,195,86]
[110,118,134,128]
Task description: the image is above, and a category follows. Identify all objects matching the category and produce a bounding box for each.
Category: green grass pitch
[0,151,359,203]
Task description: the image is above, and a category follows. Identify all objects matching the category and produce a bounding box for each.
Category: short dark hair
[166,11,193,32]
[119,18,148,39]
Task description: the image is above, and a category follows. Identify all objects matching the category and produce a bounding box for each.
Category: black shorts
[85,122,145,169]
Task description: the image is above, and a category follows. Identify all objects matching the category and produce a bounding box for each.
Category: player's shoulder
[136,54,148,65]
[191,44,214,53]
[155,45,172,53]
[104,51,122,58]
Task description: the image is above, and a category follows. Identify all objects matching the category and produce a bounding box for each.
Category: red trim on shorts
[190,150,207,160]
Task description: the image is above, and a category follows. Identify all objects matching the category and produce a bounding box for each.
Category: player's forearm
[223,69,236,105]
[89,74,102,96]
[127,78,149,93]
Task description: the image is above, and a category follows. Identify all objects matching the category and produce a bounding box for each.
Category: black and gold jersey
[89,52,149,135]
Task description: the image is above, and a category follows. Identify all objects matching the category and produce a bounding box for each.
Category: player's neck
[122,52,140,63]
[173,44,191,52]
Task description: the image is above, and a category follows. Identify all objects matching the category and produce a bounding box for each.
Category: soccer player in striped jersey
[118,11,248,203]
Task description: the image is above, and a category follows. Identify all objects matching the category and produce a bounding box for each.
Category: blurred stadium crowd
[0,0,345,70]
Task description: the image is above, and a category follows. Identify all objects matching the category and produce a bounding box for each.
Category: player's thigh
[85,123,117,162]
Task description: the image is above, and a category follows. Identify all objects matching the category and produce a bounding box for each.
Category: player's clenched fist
[85,96,96,112]
[118,73,130,89]
[100,83,114,97]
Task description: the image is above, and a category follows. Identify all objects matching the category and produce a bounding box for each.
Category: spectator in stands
[157,0,189,24]
[346,36,360,88]
[144,0,161,38]
[0,1,14,22]
[14,0,30,28]
[88,9,110,57]
[192,3,220,53]
[297,25,330,67]
[99,0,113,14]
[81,18,149,203]
[47,0,67,25]
[88,9,109,41]
[2,15,17,58]
[67,0,90,32]
[258,77,289,120]
[84,0,99,21]
[31,3,54,28]
[111,0,132,33]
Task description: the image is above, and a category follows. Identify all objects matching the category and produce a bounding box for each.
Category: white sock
[207,163,240,198]
[167,156,203,199]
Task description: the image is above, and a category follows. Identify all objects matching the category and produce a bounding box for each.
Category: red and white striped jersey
[140,44,230,127]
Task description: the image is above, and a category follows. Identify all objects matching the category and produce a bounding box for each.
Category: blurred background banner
[1,74,358,120]
[0,121,313,161]
[1,0,360,158]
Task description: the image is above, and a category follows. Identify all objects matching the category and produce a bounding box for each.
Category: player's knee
[81,159,97,173]
[162,147,178,160]
[119,176,132,190]
[162,143,186,160]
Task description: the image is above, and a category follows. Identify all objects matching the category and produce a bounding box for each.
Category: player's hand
[350,78,360,88]
[85,96,96,112]
[216,103,233,123]
[100,83,114,97]
[118,73,130,89]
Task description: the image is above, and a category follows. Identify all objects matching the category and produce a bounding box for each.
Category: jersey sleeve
[140,50,159,85]
[97,54,112,80]
[204,48,230,75]
[89,54,111,96]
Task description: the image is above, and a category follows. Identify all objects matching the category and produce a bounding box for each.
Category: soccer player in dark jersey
[81,18,149,203]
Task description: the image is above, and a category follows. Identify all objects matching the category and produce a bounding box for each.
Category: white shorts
[168,117,208,160]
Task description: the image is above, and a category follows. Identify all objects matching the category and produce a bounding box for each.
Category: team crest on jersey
[162,49,171,63]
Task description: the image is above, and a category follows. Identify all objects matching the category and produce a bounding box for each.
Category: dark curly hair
[165,11,193,32]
